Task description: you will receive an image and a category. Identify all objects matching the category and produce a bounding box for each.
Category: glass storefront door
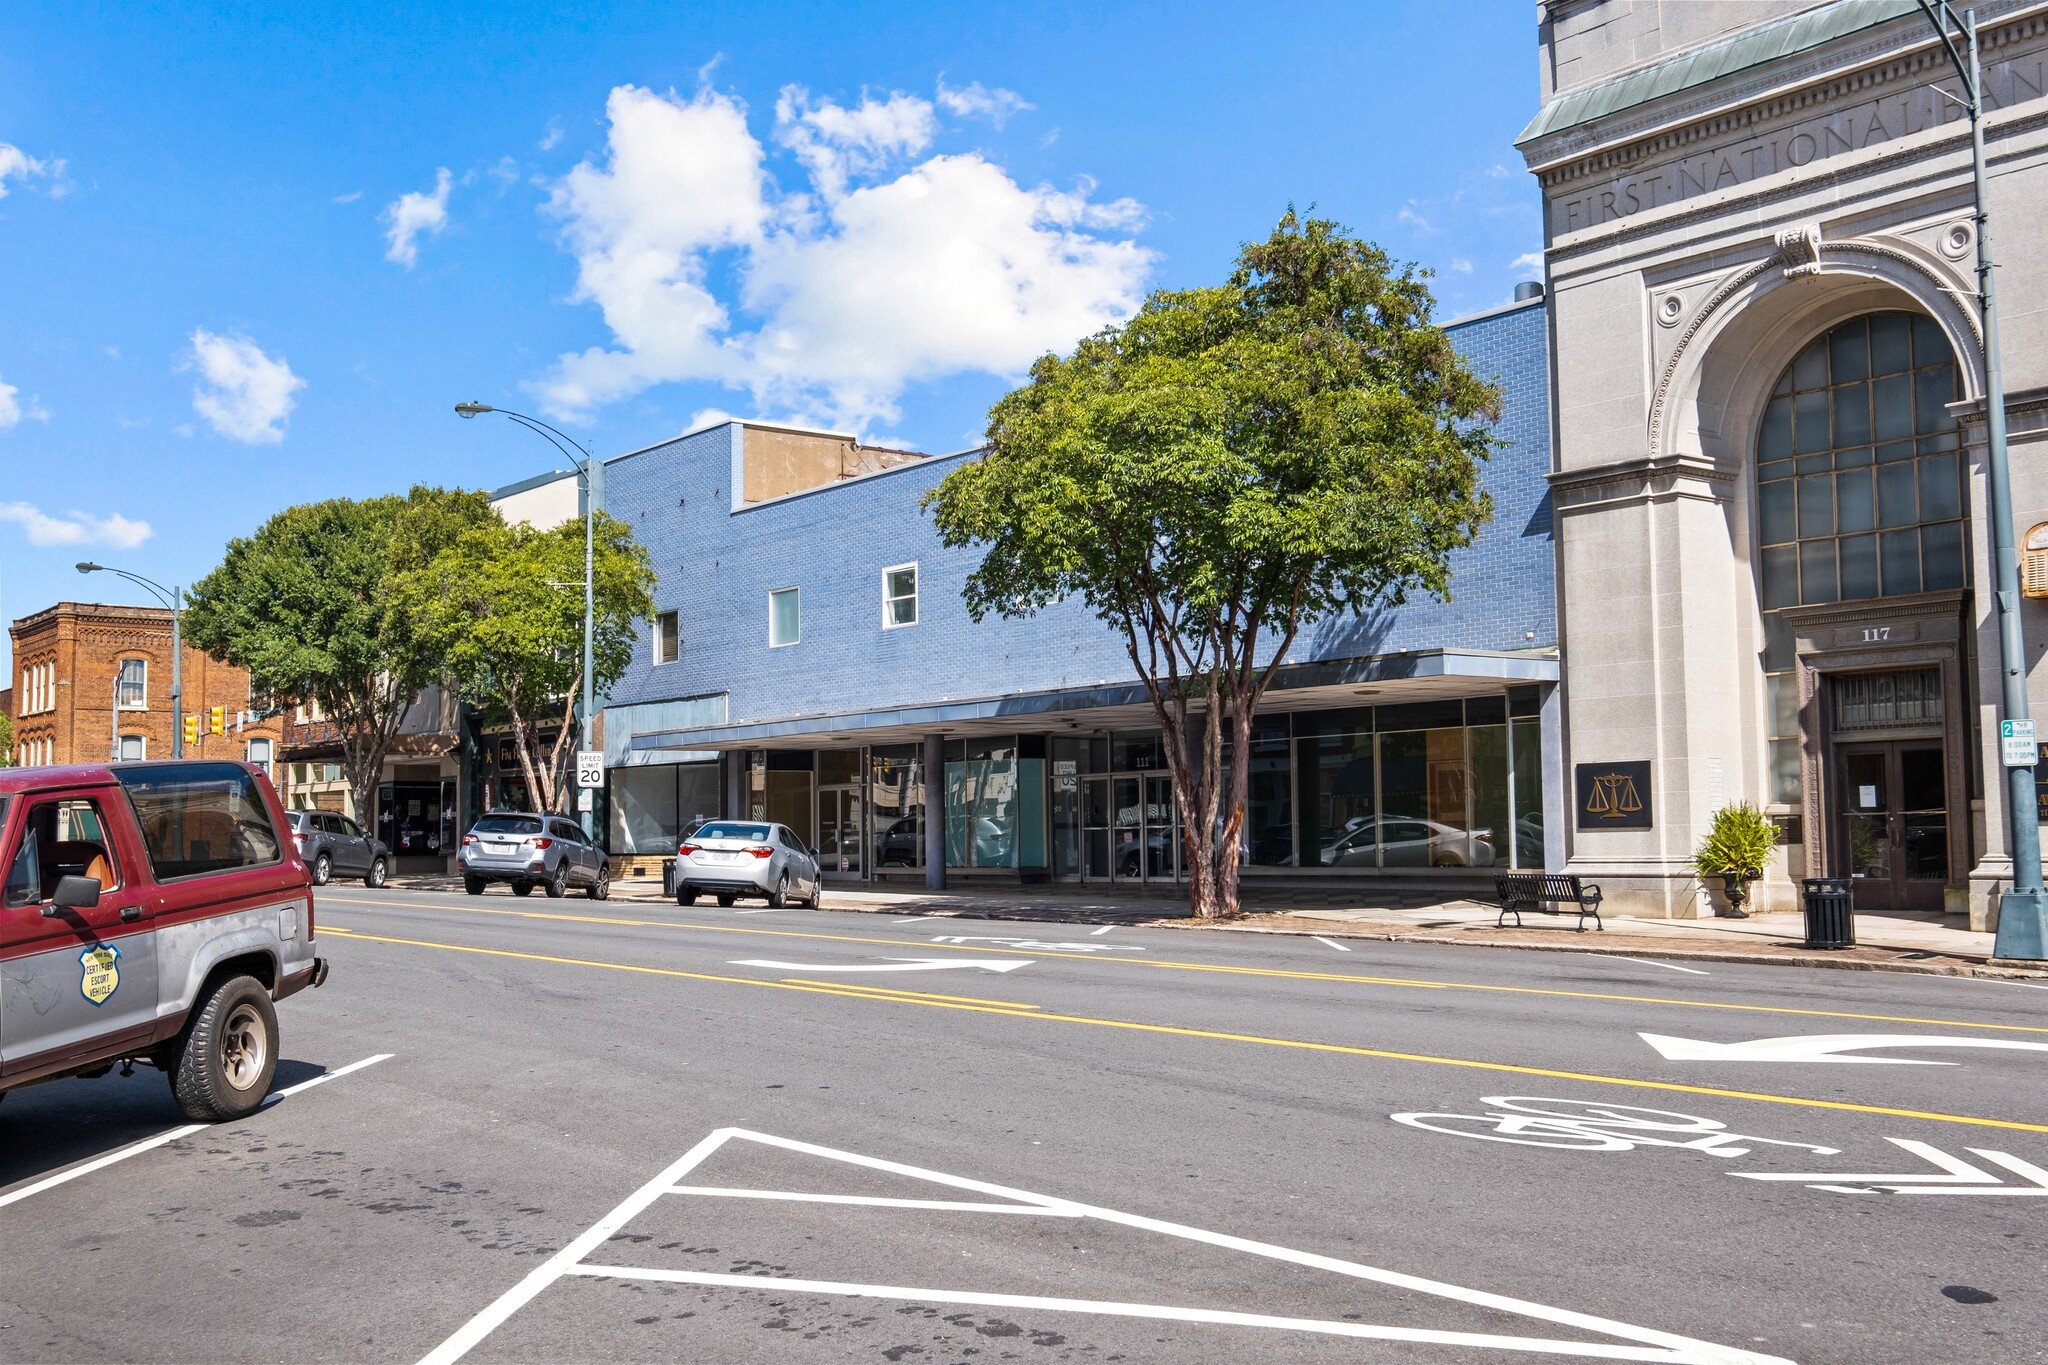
[1838,741,1947,912]
[1083,772,1180,884]
[816,787,865,878]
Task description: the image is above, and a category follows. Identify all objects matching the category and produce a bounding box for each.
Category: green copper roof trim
[1518,0,1922,147]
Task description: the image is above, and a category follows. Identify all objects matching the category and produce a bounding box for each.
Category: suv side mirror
[46,875,102,914]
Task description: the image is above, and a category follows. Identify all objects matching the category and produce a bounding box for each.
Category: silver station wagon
[673,821,820,908]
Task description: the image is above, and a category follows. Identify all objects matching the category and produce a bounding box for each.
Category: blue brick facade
[605,296,1553,726]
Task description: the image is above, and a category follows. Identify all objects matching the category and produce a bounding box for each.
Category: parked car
[458,812,610,900]
[0,759,328,1120]
[674,821,820,907]
[285,809,390,888]
[1320,816,1496,867]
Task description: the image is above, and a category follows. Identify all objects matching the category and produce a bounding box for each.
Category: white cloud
[0,142,61,197]
[185,329,305,443]
[1448,258,1473,275]
[0,502,152,549]
[382,167,452,267]
[0,376,49,430]
[1397,203,1433,233]
[333,189,363,204]
[539,118,563,151]
[538,81,1153,431]
[1512,250,1545,279]
[936,80,1033,128]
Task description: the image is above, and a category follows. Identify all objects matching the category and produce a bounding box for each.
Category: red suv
[0,760,328,1121]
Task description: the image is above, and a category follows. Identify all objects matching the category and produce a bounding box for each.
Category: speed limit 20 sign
[576,750,605,789]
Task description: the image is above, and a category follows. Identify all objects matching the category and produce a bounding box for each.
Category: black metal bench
[1493,873,1604,932]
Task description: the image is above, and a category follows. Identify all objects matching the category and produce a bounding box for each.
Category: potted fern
[1692,802,1778,919]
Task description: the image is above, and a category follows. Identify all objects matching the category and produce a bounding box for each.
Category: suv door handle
[119,905,141,922]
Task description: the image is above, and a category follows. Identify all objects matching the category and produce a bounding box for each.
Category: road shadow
[0,1057,328,1190]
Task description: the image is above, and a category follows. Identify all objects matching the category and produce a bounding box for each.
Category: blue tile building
[595,293,1562,891]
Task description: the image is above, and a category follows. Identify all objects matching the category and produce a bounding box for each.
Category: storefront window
[1241,721,1293,866]
[868,746,924,870]
[943,740,1045,869]
[608,762,717,855]
[1510,711,1545,868]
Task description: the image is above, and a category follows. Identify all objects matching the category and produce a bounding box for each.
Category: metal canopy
[628,648,1558,753]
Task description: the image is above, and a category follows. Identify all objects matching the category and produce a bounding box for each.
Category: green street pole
[1922,3,2047,958]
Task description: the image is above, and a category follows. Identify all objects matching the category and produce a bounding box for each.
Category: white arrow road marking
[729,957,1032,974]
[1732,1137,2048,1196]
[1639,1031,2048,1064]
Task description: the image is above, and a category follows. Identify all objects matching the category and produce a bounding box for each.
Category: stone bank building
[1522,0,2048,925]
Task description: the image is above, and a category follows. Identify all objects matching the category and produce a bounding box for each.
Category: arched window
[1755,312,1968,802]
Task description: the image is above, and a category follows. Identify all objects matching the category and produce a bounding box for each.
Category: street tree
[928,211,1500,918]
[184,487,496,820]
[394,513,654,814]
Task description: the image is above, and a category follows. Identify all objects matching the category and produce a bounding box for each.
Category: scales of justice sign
[1575,761,1651,831]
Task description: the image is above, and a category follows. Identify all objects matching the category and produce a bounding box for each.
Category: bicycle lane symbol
[1389,1097,1842,1159]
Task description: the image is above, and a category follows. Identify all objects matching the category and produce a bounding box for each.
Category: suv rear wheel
[171,975,278,1122]
[311,853,332,886]
[464,876,485,896]
[587,864,610,901]
[545,863,568,899]
[511,881,534,897]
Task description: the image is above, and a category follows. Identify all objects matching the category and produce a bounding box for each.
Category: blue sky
[0,1,1540,656]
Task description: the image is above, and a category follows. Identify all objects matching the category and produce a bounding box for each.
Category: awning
[629,648,1557,754]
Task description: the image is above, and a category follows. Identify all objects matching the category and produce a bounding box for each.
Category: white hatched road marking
[1731,1137,2048,1196]
[1091,926,1114,936]
[0,1053,393,1211]
[1614,957,1709,975]
[416,1127,1793,1365]
[1311,937,1352,953]
[1639,1031,2048,1065]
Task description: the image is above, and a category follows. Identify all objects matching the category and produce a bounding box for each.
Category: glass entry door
[1838,742,1947,912]
[816,787,864,878]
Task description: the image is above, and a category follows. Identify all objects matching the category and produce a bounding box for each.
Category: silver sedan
[674,821,821,908]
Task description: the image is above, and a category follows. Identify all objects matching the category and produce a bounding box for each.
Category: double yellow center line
[322,925,2048,1135]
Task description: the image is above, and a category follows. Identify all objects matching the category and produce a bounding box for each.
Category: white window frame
[768,587,801,648]
[247,737,273,776]
[117,657,149,710]
[118,734,147,761]
[652,609,680,666]
[881,562,919,630]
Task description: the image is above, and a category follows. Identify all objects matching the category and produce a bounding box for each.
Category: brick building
[591,296,1561,887]
[8,601,284,774]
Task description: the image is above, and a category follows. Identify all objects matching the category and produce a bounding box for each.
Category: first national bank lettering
[1555,53,2048,232]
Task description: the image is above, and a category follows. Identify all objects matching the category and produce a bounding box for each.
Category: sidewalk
[382,874,2046,980]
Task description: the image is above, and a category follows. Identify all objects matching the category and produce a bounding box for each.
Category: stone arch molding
[1647,225,1985,464]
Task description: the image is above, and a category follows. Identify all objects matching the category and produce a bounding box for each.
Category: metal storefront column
[923,733,946,891]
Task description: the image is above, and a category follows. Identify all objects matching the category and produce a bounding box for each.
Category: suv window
[116,762,283,880]
[548,819,579,843]
[6,797,123,906]
[337,817,362,839]
[475,815,542,836]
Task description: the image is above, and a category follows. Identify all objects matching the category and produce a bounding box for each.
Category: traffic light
[209,706,226,736]
[183,715,200,747]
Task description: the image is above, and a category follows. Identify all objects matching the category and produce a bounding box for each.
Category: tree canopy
[928,211,1500,917]
[183,486,496,818]
[392,511,654,813]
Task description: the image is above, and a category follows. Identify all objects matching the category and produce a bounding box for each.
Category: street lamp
[454,401,602,838]
[77,561,184,759]
[1917,3,2047,960]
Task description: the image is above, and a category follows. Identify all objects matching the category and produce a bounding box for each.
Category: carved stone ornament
[1775,223,1823,277]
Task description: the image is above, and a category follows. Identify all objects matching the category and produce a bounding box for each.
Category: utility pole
[1920,2,2047,959]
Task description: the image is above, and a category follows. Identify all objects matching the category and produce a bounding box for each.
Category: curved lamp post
[1918,1,2046,960]
[77,562,184,758]
[454,402,601,838]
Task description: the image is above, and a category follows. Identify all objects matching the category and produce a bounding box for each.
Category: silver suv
[285,810,390,888]
[458,812,610,900]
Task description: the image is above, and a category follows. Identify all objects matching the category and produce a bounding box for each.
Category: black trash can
[1801,877,1856,949]
[661,858,678,899]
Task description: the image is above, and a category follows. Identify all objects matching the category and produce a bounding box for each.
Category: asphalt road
[3,885,2045,1365]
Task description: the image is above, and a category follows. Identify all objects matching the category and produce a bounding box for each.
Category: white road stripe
[665,1186,1078,1215]
[893,916,931,923]
[1613,957,1709,975]
[561,1266,1734,1362]
[1091,926,1114,936]
[1311,936,1352,952]
[0,1053,392,1212]
[1957,975,2048,991]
